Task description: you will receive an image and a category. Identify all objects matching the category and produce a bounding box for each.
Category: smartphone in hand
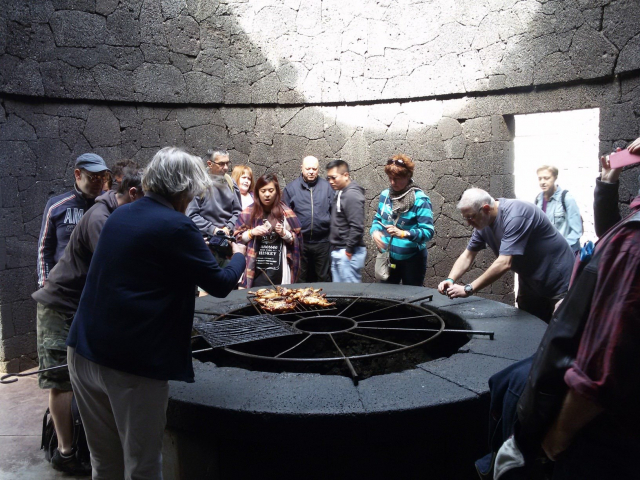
[610,149,640,169]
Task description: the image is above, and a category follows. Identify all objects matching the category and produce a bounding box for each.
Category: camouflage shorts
[36,303,73,391]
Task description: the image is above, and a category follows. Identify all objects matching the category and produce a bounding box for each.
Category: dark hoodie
[329,181,366,253]
[32,190,120,315]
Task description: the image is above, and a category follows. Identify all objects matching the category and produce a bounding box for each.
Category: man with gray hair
[438,188,574,322]
[66,147,246,479]
[186,149,242,267]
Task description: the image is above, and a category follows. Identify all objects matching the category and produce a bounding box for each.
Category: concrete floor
[0,369,90,479]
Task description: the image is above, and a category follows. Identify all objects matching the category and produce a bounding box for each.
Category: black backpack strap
[560,189,568,213]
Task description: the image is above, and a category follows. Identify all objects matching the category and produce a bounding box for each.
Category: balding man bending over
[283,156,334,282]
[438,188,574,322]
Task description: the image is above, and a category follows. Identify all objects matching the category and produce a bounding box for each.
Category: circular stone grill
[167,283,548,480]
[192,291,493,383]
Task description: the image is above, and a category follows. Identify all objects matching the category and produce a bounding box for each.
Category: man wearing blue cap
[34,153,109,473]
[37,153,110,289]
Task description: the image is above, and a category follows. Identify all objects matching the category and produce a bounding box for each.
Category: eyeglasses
[462,209,484,222]
[386,158,407,167]
[82,171,108,183]
[213,161,231,166]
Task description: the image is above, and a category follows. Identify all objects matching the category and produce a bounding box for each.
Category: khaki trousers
[68,347,169,480]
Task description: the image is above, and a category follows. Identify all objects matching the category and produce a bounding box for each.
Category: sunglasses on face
[83,171,108,183]
[214,161,231,166]
[386,158,406,167]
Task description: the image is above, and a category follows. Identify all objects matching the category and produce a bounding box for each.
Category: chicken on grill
[248,287,335,312]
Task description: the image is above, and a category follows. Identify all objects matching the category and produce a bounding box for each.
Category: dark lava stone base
[166,283,547,480]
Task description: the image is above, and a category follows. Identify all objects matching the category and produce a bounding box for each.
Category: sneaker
[50,448,92,476]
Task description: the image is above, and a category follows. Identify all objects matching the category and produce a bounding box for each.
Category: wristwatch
[464,284,474,295]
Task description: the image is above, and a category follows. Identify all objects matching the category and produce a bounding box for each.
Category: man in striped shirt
[36,153,110,288]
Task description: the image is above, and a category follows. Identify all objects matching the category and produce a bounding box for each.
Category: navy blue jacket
[67,194,245,383]
[283,176,333,243]
[37,186,97,288]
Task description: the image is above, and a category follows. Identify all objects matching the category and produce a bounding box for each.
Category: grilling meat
[249,287,335,312]
[258,299,297,313]
[299,295,335,307]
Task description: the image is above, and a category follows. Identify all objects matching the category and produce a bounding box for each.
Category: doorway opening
[512,108,600,302]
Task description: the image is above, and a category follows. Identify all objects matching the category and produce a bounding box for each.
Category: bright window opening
[512,108,600,304]
[513,108,600,245]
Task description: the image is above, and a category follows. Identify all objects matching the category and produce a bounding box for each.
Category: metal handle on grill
[1,364,68,384]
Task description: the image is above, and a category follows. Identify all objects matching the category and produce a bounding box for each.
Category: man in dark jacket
[37,153,110,288]
[326,160,366,282]
[67,147,246,479]
[283,156,334,282]
[32,167,144,474]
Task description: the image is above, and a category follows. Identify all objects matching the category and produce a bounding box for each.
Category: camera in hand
[207,230,236,257]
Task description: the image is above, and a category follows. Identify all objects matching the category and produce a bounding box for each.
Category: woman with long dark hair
[235,173,303,288]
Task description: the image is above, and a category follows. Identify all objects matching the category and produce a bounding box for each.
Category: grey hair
[204,149,229,162]
[457,188,495,211]
[143,147,212,199]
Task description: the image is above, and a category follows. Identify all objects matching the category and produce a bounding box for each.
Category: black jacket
[283,176,333,243]
[593,177,621,237]
[329,181,366,253]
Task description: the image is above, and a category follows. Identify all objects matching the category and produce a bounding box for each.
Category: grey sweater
[186,174,242,236]
[329,181,366,253]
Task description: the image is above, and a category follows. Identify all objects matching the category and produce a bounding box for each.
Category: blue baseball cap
[75,153,110,173]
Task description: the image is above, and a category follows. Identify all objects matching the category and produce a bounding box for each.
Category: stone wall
[1,0,640,371]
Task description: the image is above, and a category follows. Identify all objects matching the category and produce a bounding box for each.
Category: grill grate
[194,314,302,349]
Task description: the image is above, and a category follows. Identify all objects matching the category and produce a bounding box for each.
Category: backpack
[515,209,640,455]
[42,394,91,467]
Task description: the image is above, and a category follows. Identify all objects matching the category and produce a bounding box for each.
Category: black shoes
[50,448,92,476]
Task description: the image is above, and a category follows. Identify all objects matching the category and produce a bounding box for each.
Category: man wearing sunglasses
[37,153,110,289]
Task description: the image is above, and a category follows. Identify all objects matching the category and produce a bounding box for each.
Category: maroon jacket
[564,194,640,434]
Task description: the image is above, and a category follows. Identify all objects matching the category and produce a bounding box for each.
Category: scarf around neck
[389,181,421,215]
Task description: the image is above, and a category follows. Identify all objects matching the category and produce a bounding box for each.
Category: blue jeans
[331,246,366,283]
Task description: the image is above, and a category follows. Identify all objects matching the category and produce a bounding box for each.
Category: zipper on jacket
[309,187,314,240]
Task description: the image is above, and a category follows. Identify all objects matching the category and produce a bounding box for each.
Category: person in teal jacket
[370,154,435,285]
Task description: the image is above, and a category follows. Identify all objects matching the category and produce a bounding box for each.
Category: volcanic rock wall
[1,0,639,371]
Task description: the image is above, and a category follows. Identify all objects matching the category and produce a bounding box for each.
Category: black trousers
[298,241,331,283]
[382,248,428,287]
[517,284,566,323]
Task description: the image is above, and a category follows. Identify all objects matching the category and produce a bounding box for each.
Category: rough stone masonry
[1,0,639,371]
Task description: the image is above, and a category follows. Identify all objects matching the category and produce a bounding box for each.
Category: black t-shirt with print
[253,228,283,286]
